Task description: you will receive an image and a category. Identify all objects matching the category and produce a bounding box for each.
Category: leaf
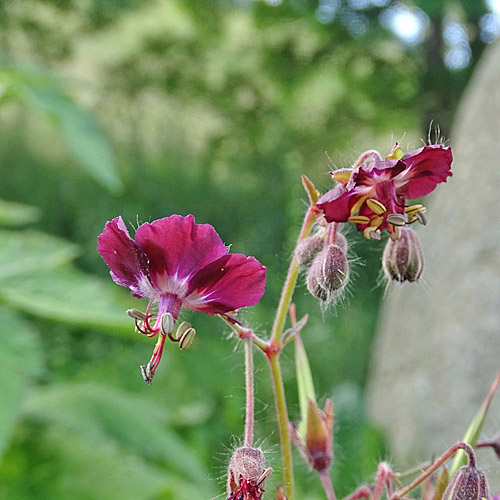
[0,266,133,333]
[449,370,500,477]
[0,230,79,281]
[0,65,122,192]
[0,199,40,227]
[0,306,43,458]
[23,382,212,487]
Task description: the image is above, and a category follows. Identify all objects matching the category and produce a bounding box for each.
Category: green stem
[270,205,317,345]
[268,351,294,500]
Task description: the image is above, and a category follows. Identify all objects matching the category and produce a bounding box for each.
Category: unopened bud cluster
[296,228,349,304]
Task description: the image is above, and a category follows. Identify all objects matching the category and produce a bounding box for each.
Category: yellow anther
[366,198,386,215]
[363,227,381,240]
[404,204,423,214]
[351,195,368,215]
[348,215,370,224]
[370,216,384,228]
[390,226,401,241]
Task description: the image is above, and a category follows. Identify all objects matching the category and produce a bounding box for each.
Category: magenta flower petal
[184,253,266,314]
[399,145,453,199]
[97,216,150,297]
[316,185,354,223]
[135,214,229,289]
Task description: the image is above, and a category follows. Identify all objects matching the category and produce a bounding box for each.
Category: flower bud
[295,235,324,267]
[289,399,334,473]
[382,227,423,283]
[442,465,489,500]
[306,244,349,301]
[227,447,270,498]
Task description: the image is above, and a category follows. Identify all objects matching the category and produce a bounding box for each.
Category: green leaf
[0,266,133,333]
[0,199,40,227]
[0,230,79,281]
[0,65,122,192]
[23,383,213,487]
[294,333,316,438]
[449,370,500,477]
[0,306,43,458]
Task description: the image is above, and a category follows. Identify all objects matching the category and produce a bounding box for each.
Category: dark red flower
[316,144,453,239]
[98,215,266,382]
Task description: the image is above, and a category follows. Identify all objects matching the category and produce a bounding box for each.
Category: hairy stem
[319,471,337,500]
[268,351,294,500]
[244,339,254,448]
[390,443,476,500]
[270,205,317,345]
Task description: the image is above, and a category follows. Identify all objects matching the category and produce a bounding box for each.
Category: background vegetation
[0,1,496,499]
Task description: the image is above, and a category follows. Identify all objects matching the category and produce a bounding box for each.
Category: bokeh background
[0,1,498,499]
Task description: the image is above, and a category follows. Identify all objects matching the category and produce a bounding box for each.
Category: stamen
[387,213,407,226]
[404,204,423,214]
[366,198,386,215]
[348,215,370,224]
[140,333,167,384]
[127,308,146,321]
[350,195,368,215]
[178,327,196,350]
[370,216,383,228]
[390,226,401,241]
[415,210,427,225]
[175,321,192,339]
[363,227,381,240]
[160,312,174,335]
[256,467,273,486]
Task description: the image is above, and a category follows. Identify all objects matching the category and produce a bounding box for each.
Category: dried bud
[295,235,324,267]
[442,465,489,500]
[226,447,271,499]
[382,227,423,283]
[290,399,334,473]
[306,244,349,301]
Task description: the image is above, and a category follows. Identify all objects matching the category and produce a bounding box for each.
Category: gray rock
[366,39,500,490]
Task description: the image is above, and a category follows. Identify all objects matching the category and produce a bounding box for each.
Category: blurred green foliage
[0,0,488,499]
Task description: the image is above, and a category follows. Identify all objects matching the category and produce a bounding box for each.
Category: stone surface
[366,39,500,490]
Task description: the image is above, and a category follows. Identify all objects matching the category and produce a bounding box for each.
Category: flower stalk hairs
[97,140,500,500]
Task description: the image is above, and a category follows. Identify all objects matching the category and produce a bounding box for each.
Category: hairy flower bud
[226,447,271,499]
[306,244,349,301]
[442,465,489,500]
[382,227,424,282]
[295,235,324,267]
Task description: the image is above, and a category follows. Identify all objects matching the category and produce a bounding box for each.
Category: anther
[415,210,427,225]
[256,467,273,486]
[363,227,381,240]
[404,204,423,214]
[366,198,386,215]
[179,327,196,350]
[348,215,370,224]
[127,308,146,321]
[160,312,175,335]
[387,213,407,226]
[370,216,383,228]
[175,321,192,340]
[390,226,401,241]
[140,363,154,385]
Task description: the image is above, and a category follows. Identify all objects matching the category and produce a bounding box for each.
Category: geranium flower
[316,144,453,239]
[98,214,266,382]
